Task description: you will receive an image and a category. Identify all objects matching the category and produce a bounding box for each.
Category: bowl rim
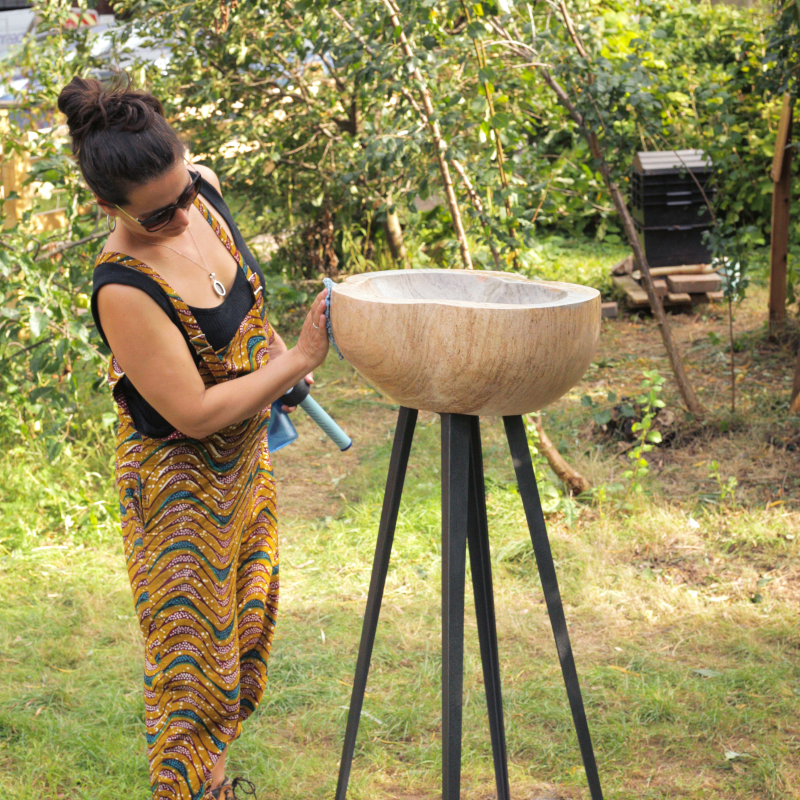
[334,268,600,310]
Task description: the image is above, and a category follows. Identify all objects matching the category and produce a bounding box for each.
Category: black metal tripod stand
[335,408,603,800]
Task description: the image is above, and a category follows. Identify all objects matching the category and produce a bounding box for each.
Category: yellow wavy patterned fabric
[96,197,278,800]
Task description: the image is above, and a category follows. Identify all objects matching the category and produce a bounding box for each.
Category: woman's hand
[295,288,329,372]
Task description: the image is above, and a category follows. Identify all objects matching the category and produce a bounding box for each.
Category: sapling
[622,370,666,505]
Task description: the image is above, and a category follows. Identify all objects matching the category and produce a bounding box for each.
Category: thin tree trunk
[383,190,408,265]
[728,294,736,413]
[333,5,589,491]
[379,0,473,269]
[458,0,517,263]
[604,171,704,418]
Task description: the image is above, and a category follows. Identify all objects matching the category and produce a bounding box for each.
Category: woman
[57,75,329,800]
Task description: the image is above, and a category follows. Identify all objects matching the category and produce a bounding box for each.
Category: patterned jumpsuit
[96,196,279,800]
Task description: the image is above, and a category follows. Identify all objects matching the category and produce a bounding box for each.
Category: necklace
[127,211,227,298]
[187,225,227,297]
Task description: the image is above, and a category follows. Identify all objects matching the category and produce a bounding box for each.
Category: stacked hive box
[631,149,715,266]
[613,149,722,309]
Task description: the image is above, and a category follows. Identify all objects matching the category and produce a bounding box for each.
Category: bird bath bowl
[330,269,601,416]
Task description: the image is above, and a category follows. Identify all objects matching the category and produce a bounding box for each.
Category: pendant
[209,273,227,297]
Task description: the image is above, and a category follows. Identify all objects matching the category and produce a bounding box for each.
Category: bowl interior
[361,271,569,306]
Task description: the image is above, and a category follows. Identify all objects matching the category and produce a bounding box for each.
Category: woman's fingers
[296,290,329,371]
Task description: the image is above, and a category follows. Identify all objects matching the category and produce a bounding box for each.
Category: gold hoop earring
[107,214,116,232]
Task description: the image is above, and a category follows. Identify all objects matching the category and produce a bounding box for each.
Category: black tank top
[91,179,268,438]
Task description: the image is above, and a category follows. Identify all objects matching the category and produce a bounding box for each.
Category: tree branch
[34,230,107,262]
[0,335,53,367]
[533,412,591,494]
[488,13,704,419]
[558,0,588,59]
[379,0,473,269]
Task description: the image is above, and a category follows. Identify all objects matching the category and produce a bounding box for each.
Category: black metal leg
[335,407,418,800]
[503,415,604,800]
[440,414,471,800]
[466,417,511,800]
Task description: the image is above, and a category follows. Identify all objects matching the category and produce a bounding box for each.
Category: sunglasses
[115,168,201,232]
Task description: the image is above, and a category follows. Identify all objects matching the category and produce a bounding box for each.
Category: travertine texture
[329,269,600,416]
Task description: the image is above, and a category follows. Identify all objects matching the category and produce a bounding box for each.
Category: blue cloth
[323,277,344,361]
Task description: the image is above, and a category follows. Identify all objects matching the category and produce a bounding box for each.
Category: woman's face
[108,160,194,240]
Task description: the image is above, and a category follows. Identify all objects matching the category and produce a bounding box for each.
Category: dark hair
[57,74,184,206]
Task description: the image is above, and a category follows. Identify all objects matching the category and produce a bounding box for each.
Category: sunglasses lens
[140,171,200,231]
[143,210,173,232]
[181,181,199,209]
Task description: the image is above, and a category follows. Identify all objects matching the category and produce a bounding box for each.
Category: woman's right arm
[96,284,329,439]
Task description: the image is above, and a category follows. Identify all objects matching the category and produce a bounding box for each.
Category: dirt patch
[273,365,399,522]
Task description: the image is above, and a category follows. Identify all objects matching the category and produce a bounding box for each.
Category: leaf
[594,409,612,425]
[724,750,747,761]
[536,481,562,514]
[29,387,53,402]
[47,439,63,462]
[608,664,639,675]
[692,668,722,678]
[29,310,50,338]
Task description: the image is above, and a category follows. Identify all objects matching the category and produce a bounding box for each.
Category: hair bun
[57,75,165,153]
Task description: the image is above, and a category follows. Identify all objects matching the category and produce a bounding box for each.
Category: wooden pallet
[613,271,723,309]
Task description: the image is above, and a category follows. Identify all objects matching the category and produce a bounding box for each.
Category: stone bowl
[329,269,600,416]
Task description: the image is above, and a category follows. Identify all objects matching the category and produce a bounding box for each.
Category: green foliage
[707,459,739,509]
[622,369,666,501]
[0,2,132,442]
[0,415,117,553]
[581,389,634,428]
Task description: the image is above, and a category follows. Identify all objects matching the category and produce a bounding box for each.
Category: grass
[0,279,799,799]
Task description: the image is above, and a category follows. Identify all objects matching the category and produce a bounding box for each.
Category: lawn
[0,275,798,800]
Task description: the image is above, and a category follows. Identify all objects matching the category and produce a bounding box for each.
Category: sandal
[209,776,257,799]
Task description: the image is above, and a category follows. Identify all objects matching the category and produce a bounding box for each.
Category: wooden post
[769,94,793,338]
